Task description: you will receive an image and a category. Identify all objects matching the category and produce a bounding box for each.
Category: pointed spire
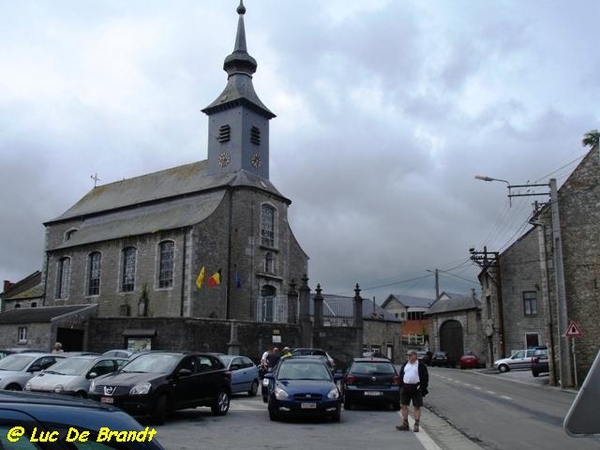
[202,1,274,118]
[223,0,257,78]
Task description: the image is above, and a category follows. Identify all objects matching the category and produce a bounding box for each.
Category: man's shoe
[413,423,420,432]
[395,422,409,431]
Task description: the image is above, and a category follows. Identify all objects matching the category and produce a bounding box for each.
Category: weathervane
[90,173,101,187]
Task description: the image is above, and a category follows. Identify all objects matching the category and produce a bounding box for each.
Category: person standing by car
[396,350,429,432]
[52,342,64,353]
[266,347,281,370]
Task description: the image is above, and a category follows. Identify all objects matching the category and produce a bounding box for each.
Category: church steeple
[203,1,275,179]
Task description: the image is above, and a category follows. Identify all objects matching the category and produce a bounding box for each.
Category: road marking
[500,395,512,401]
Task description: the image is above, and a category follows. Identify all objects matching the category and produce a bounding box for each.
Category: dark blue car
[264,357,342,422]
[0,390,165,449]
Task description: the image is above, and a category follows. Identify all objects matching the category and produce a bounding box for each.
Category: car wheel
[150,394,168,425]
[211,389,230,416]
[5,384,21,391]
[343,398,352,410]
[248,380,259,397]
[498,364,509,373]
[75,391,88,398]
[268,401,279,421]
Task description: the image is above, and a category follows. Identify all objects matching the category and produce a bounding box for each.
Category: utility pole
[434,269,439,301]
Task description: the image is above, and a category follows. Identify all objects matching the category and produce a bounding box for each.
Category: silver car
[0,352,66,390]
[493,349,538,372]
[25,355,128,397]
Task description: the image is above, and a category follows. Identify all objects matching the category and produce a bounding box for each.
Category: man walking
[396,349,429,432]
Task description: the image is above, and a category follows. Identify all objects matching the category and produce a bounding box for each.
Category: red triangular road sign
[565,320,582,337]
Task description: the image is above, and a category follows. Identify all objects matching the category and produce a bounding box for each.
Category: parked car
[0,352,66,390]
[264,357,342,422]
[416,351,432,365]
[341,357,400,411]
[0,348,46,359]
[531,347,549,377]
[459,352,482,369]
[494,348,541,373]
[217,354,260,396]
[103,349,137,358]
[429,351,455,368]
[0,390,165,449]
[290,348,335,370]
[88,351,232,424]
[25,355,128,397]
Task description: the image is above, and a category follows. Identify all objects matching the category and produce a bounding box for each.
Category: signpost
[564,320,582,387]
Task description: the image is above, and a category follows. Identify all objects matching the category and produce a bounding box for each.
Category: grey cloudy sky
[1,0,598,302]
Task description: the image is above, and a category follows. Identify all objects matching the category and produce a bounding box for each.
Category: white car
[0,352,66,390]
[493,349,538,372]
[25,355,128,397]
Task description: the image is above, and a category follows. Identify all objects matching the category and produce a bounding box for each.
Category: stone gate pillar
[299,275,312,348]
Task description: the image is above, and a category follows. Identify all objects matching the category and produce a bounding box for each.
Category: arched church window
[87,251,101,296]
[260,204,276,247]
[121,247,137,292]
[158,241,175,288]
[56,256,71,299]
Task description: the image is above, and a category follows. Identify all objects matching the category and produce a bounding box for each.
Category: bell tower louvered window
[250,126,261,145]
[218,124,231,143]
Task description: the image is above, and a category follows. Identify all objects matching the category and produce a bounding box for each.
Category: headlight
[327,388,340,400]
[24,382,31,391]
[89,380,96,392]
[130,382,151,395]
[54,385,63,394]
[274,387,289,400]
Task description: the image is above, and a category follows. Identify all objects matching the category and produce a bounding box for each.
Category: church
[0,2,309,352]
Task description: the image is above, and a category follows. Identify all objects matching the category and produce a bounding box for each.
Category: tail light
[391,375,400,386]
[345,375,356,385]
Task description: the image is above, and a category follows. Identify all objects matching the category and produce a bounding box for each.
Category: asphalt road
[422,367,600,450]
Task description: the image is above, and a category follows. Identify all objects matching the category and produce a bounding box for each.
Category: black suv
[531,347,549,377]
[88,351,231,424]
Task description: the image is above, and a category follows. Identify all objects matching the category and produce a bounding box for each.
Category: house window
[260,204,275,247]
[56,257,71,299]
[121,247,137,292]
[31,302,37,308]
[18,326,27,343]
[523,291,538,317]
[265,252,274,273]
[87,252,101,296]
[158,241,174,288]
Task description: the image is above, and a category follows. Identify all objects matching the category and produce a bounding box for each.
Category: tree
[581,129,599,149]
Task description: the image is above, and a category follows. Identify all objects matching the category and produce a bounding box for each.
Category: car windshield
[121,353,179,374]
[352,362,395,375]
[44,358,92,376]
[0,354,36,371]
[278,362,331,381]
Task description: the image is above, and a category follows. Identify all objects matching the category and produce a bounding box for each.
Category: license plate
[301,402,317,409]
[100,397,114,404]
[364,391,382,396]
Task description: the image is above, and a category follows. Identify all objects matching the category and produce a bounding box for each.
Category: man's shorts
[400,384,423,407]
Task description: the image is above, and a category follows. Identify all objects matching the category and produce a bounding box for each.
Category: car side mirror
[87,372,97,379]
[178,368,193,377]
[263,372,274,380]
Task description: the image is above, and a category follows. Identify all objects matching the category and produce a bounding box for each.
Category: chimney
[3,280,14,293]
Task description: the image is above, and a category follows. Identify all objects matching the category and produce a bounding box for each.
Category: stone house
[425,291,484,365]
[381,293,434,347]
[476,144,600,386]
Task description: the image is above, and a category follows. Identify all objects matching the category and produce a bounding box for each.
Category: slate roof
[1,271,42,299]
[381,294,435,309]
[426,292,481,315]
[46,161,287,224]
[0,305,97,324]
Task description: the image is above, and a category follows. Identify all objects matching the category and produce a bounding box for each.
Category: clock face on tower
[217,151,231,167]
[251,153,262,168]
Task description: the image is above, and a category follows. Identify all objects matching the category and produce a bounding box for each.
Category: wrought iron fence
[253,295,355,325]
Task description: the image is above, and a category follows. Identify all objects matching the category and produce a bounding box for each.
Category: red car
[459,353,481,369]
